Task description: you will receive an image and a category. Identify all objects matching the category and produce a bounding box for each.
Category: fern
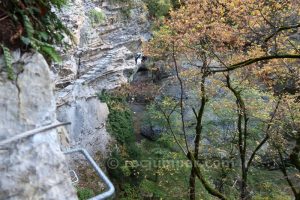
[22,15,34,39]
[22,14,41,51]
[0,0,71,66]
[1,44,14,80]
[21,20,62,62]
[40,45,61,63]
[35,39,62,62]
[50,0,68,9]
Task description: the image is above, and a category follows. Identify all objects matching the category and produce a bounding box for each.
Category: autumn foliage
[144,0,300,199]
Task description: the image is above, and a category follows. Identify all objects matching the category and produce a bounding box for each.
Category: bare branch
[211,54,300,73]
[172,43,190,152]
[246,95,282,170]
[187,152,228,200]
[156,102,187,155]
[278,149,299,197]
[264,23,300,42]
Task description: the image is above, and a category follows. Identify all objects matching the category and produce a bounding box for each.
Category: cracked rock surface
[0,52,77,200]
[53,0,150,156]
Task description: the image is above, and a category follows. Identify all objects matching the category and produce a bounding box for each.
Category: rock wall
[54,0,150,155]
[0,52,77,199]
[0,1,150,198]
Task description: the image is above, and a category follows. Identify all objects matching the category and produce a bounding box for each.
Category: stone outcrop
[0,0,150,199]
[56,84,111,154]
[54,0,149,88]
[0,52,77,200]
[53,0,150,155]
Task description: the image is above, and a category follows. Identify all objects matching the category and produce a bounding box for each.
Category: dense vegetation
[98,90,297,199]
[0,0,72,79]
[100,0,300,199]
[0,0,176,80]
[142,0,300,199]
[0,0,299,199]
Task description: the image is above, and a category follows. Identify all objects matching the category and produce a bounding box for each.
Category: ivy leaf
[22,15,34,39]
[21,36,31,46]
[38,32,49,41]
[40,45,61,63]
[1,44,14,80]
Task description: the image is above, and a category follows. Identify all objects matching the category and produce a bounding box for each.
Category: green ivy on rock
[0,0,73,79]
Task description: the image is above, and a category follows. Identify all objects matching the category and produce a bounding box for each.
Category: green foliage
[0,44,14,80]
[109,0,133,3]
[89,8,106,26]
[99,92,190,198]
[99,87,293,199]
[248,169,293,200]
[140,179,164,197]
[0,0,73,77]
[50,0,68,8]
[137,78,293,199]
[108,0,133,19]
[119,184,142,200]
[170,0,181,9]
[99,92,134,145]
[143,103,166,127]
[99,92,142,184]
[136,138,192,199]
[109,0,180,20]
[144,0,172,18]
[77,187,95,200]
[253,195,292,200]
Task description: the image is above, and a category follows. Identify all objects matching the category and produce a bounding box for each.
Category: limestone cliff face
[54,0,150,155]
[0,52,77,200]
[0,1,149,199]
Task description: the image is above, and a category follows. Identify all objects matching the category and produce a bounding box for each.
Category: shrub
[77,187,95,200]
[102,96,134,145]
[109,0,133,19]
[170,0,181,9]
[89,8,106,26]
[0,0,73,79]
[0,1,72,57]
[140,179,164,198]
[99,92,142,183]
[119,183,142,200]
[145,0,172,18]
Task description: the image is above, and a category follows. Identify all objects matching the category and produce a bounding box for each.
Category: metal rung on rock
[64,148,115,200]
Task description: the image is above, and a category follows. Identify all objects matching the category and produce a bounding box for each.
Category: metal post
[64,148,115,200]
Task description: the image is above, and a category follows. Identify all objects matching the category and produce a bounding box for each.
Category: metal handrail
[0,122,71,146]
[64,148,115,200]
[0,122,115,199]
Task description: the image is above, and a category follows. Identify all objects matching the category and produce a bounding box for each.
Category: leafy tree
[145,0,172,18]
[144,0,300,199]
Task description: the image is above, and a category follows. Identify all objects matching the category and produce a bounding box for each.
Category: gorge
[0,0,299,200]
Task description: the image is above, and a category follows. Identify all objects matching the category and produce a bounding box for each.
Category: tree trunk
[226,75,249,200]
[189,66,207,199]
[240,173,248,200]
[296,192,300,200]
[189,168,196,200]
[290,133,300,172]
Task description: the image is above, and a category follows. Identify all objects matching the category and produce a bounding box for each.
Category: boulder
[141,125,164,141]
